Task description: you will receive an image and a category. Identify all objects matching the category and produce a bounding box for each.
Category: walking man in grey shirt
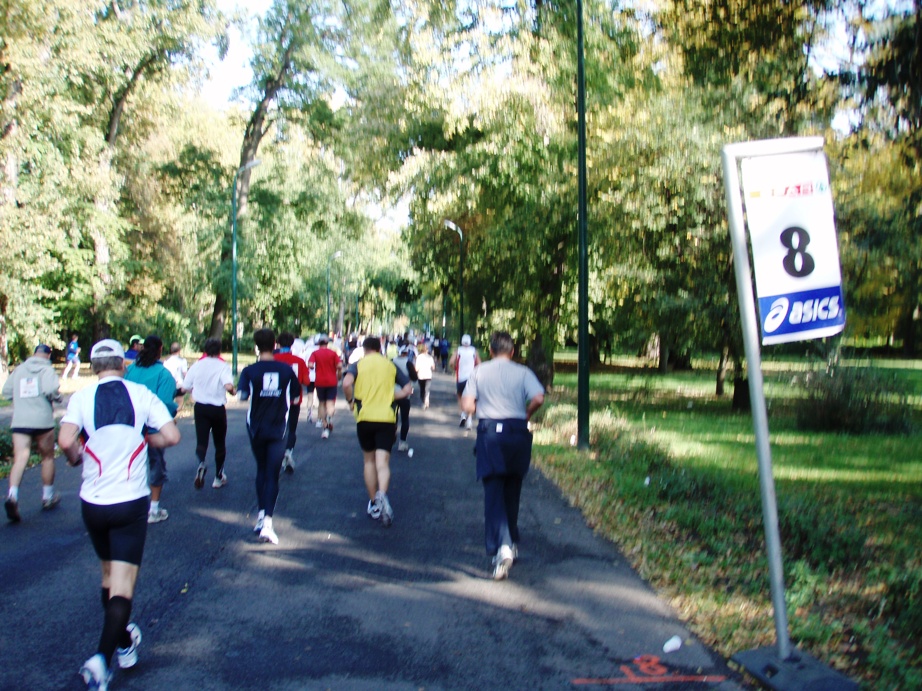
[461,331,545,580]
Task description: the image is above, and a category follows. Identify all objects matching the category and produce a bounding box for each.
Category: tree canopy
[0,0,917,389]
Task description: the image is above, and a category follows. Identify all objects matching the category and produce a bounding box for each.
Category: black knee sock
[98,595,132,664]
[101,587,110,610]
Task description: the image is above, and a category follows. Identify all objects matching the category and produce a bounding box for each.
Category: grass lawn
[533,355,921,690]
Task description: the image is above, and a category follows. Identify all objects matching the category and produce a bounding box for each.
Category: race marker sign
[740,150,846,344]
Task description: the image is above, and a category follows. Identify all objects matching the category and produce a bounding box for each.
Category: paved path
[0,372,746,690]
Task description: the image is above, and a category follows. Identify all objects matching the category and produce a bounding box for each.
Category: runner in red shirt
[274,332,312,472]
[308,335,343,438]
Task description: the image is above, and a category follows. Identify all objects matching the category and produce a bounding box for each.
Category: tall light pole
[327,250,343,336]
[232,158,261,377]
[443,220,464,339]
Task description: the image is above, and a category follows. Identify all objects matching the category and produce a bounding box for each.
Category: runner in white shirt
[450,334,481,430]
[58,339,180,689]
[179,338,236,490]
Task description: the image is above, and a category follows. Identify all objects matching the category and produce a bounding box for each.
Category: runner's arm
[58,422,84,466]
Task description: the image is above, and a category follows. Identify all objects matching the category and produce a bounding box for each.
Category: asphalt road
[0,372,747,690]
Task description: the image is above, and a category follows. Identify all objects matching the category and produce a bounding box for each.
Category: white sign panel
[740,151,846,345]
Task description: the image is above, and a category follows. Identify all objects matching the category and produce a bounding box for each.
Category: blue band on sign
[758,285,846,345]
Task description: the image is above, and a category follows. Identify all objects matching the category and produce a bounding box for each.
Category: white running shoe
[282,450,295,474]
[367,499,382,520]
[259,523,279,545]
[253,516,264,533]
[321,428,330,439]
[376,491,393,527]
[80,653,111,690]
[397,440,409,452]
[492,545,515,581]
[147,507,169,523]
[315,420,323,429]
[212,472,227,489]
[116,623,142,669]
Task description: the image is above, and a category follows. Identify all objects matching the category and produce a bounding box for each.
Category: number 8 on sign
[740,150,846,345]
[780,227,815,278]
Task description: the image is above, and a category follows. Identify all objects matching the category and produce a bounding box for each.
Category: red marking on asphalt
[572,655,727,686]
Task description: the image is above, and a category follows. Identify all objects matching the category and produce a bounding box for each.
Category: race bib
[19,377,40,399]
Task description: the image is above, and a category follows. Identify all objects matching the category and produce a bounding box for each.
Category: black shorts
[81,496,149,566]
[356,421,396,452]
[456,380,469,396]
[315,385,337,402]
[10,427,54,436]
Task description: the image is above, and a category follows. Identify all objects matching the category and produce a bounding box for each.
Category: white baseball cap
[461,334,472,346]
[90,339,126,360]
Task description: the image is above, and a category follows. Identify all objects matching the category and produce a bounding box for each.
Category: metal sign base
[732,647,859,691]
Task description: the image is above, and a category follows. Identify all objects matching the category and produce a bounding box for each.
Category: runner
[2,344,63,521]
[273,332,311,473]
[124,336,178,524]
[58,339,180,689]
[308,334,343,439]
[461,331,545,580]
[179,338,236,490]
[62,333,81,379]
[237,328,300,545]
[341,336,412,527]
[450,334,480,430]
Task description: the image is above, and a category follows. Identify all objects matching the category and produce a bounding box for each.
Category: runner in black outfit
[237,328,300,545]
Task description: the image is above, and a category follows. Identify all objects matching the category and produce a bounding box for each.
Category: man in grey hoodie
[2,344,63,522]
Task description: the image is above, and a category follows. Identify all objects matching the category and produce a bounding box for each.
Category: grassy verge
[533,358,921,690]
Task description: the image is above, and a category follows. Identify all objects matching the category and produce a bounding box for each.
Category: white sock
[150,501,159,513]
[43,485,54,501]
[8,487,19,502]
[263,515,273,530]
[258,510,266,520]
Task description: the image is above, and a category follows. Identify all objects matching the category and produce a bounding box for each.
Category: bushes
[0,427,11,462]
[0,427,11,480]
[792,364,913,434]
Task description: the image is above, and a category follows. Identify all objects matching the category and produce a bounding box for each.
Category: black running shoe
[5,498,20,523]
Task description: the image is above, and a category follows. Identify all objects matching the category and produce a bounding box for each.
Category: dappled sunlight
[774,464,920,484]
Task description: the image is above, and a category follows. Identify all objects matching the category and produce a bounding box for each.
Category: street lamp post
[443,220,464,339]
[232,158,261,377]
[327,250,343,336]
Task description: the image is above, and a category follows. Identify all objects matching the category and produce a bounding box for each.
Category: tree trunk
[716,345,728,397]
[209,294,227,341]
[732,377,751,411]
[658,334,670,374]
[207,39,295,340]
[107,54,158,146]
[526,332,553,390]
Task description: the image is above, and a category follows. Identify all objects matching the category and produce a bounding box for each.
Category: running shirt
[347,354,410,424]
[308,347,341,387]
[66,339,80,361]
[274,351,310,405]
[237,360,299,441]
[182,356,233,406]
[415,353,435,380]
[163,354,188,387]
[455,345,478,383]
[62,376,174,505]
[463,359,544,420]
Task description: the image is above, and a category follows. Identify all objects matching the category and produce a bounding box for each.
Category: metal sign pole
[722,144,792,659]
[722,137,858,690]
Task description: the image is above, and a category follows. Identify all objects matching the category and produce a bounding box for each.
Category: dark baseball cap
[34,344,52,354]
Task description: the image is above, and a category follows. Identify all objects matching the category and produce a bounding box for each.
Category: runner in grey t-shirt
[461,331,545,581]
